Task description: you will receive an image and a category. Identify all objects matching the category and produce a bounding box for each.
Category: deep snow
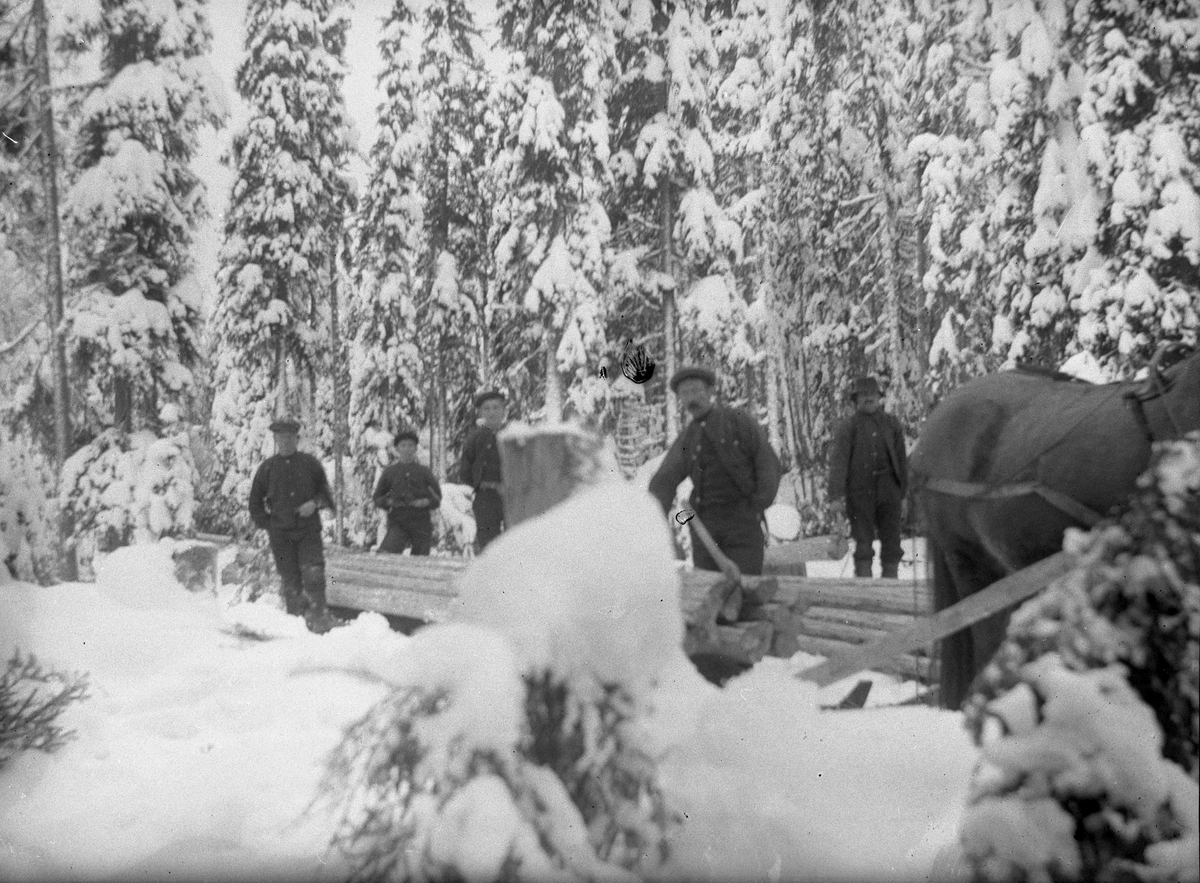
[0,499,977,883]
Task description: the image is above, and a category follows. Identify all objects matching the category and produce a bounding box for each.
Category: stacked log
[326,553,937,681]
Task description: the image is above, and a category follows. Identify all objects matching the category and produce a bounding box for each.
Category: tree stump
[498,423,618,527]
[172,540,219,594]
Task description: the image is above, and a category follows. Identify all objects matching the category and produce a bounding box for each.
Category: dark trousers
[473,487,504,552]
[267,523,327,615]
[847,475,904,577]
[690,506,765,576]
[379,509,433,555]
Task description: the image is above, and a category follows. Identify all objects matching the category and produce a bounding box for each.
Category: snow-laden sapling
[317,480,688,882]
[960,434,1200,882]
[0,650,90,770]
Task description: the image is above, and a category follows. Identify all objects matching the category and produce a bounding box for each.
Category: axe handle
[689,512,742,587]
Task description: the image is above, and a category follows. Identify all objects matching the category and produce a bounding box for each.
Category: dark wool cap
[394,428,419,445]
[669,366,717,392]
[474,389,506,409]
[851,376,881,399]
[269,418,301,433]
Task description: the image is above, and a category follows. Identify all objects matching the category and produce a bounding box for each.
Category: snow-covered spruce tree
[969,0,1200,372]
[318,481,682,881]
[0,650,89,770]
[486,0,618,422]
[57,0,226,551]
[347,0,490,543]
[345,0,425,545]
[959,433,1200,883]
[765,0,934,490]
[765,0,880,486]
[710,0,789,454]
[906,0,1003,401]
[207,0,356,534]
[607,0,742,442]
[412,0,491,479]
[0,427,58,583]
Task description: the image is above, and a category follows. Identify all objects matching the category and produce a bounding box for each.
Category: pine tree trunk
[33,0,76,579]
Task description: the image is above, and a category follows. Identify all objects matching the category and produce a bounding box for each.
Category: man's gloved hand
[297,500,318,517]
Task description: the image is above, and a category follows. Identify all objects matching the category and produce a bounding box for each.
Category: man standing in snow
[373,429,442,556]
[827,376,908,579]
[248,418,338,632]
[650,367,782,575]
[459,390,507,553]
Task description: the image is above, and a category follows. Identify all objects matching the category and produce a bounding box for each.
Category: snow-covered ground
[0,488,977,883]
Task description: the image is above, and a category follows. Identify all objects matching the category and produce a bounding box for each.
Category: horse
[910,343,1200,710]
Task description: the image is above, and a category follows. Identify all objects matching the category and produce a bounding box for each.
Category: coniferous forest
[1,0,1198,578]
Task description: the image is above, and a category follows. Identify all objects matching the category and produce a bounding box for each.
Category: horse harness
[921,348,1195,529]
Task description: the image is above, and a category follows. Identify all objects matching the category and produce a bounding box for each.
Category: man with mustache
[649,367,782,575]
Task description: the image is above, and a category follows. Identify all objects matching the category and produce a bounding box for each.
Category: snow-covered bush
[319,482,686,881]
[61,429,198,554]
[960,433,1200,882]
[0,650,90,771]
[0,429,58,583]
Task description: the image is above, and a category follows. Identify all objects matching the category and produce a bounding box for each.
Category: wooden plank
[796,615,889,646]
[792,635,936,683]
[326,574,454,622]
[797,551,1073,688]
[803,606,916,633]
[771,577,934,617]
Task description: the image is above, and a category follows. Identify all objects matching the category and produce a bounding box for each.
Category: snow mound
[450,481,685,686]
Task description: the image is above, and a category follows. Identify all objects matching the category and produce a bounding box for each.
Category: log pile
[321,424,938,685]
[325,553,937,682]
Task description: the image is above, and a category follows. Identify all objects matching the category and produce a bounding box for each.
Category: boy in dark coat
[248,417,338,632]
[827,376,908,578]
[373,429,442,556]
[649,366,782,576]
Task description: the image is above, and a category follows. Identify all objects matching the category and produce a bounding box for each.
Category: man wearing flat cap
[249,417,338,632]
[827,375,908,578]
[650,366,782,575]
[459,389,507,552]
[373,428,442,556]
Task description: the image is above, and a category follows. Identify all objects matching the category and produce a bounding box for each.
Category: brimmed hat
[851,376,881,399]
[473,389,506,409]
[394,428,419,445]
[269,417,301,433]
[669,366,717,392]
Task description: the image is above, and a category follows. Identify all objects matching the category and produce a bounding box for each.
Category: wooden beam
[796,552,1074,688]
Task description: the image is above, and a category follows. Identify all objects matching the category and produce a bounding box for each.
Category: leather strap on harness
[923,477,1105,527]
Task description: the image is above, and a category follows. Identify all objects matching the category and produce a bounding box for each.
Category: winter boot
[853,559,874,578]
[881,562,900,579]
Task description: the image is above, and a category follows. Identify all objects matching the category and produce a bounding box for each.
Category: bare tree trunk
[329,250,346,546]
[543,331,563,421]
[660,185,679,443]
[33,0,75,579]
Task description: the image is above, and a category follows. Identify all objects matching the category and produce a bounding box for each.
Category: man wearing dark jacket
[249,418,338,631]
[827,376,908,578]
[649,367,782,575]
[374,429,442,556]
[459,389,506,552]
